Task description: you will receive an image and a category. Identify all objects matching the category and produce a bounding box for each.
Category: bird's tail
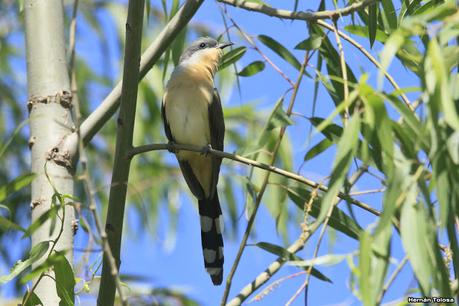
[198,193,224,285]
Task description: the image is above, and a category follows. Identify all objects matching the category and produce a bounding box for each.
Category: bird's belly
[166,88,211,160]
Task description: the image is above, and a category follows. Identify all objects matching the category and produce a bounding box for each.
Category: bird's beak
[218,41,234,49]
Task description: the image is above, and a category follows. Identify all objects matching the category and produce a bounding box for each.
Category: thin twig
[285,186,325,306]
[349,188,385,196]
[376,256,408,304]
[218,7,295,87]
[129,143,378,216]
[249,271,306,303]
[67,0,126,303]
[217,0,377,22]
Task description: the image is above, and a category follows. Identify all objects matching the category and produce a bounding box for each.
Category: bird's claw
[167,141,177,153]
[201,144,212,156]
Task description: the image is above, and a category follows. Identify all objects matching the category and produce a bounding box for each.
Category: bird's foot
[167,141,177,153]
[200,144,212,157]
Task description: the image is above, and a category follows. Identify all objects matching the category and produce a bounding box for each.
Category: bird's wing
[208,88,225,198]
[161,99,174,142]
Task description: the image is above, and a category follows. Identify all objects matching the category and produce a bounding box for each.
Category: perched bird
[161,37,232,285]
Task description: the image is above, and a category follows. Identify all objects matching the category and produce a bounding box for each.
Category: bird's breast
[164,77,213,156]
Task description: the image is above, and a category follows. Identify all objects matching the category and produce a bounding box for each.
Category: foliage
[0,0,458,305]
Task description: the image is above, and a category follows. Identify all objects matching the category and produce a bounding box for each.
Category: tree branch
[226,221,322,306]
[129,143,379,216]
[62,0,204,159]
[97,0,145,305]
[216,0,377,22]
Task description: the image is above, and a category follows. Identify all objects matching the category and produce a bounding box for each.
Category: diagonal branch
[129,143,379,216]
[217,0,377,22]
[61,0,204,159]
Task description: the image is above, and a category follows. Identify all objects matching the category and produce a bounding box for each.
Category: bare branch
[97,0,145,304]
[129,142,379,216]
[217,0,377,22]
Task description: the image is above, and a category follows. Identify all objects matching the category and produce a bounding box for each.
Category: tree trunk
[25,0,75,304]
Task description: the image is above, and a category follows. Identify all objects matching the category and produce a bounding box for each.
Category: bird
[161,37,232,285]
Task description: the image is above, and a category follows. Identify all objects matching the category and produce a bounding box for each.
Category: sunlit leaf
[368,2,378,47]
[0,241,49,284]
[295,35,323,51]
[0,215,25,232]
[258,35,301,70]
[304,138,333,161]
[0,173,35,203]
[54,255,75,306]
[256,242,332,283]
[220,47,246,70]
[238,61,265,77]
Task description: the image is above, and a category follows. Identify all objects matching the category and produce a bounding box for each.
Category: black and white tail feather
[199,193,224,285]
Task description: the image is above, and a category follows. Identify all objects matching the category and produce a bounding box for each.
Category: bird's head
[179,37,233,69]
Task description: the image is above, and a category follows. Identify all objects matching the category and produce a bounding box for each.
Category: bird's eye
[199,42,206,48]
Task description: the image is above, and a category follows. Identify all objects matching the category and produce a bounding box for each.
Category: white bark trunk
[25,0,75,304]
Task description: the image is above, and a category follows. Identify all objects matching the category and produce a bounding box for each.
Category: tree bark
[25,0,75,304]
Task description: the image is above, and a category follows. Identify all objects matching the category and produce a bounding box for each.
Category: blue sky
[1,1,422,305]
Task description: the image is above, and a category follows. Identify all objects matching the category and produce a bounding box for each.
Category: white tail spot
[206,267,222,275]
[200,215,213,232]
[215,215,224,234]
[203,248,217,263]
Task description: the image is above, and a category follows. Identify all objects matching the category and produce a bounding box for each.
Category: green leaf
[381,0,398,31]
[345,25,389,43]
[256,242,332,283]
[378,30,405,89]
[288,253,348,267]
[0,241,50,284]
[317,115,360,223]
[295,35,323,51]
[237,61,265,77]
[266,100,294,131]
[400,197,433,295]
[256,242,299,261]
[368,3,378,47]
[220,47,246,70]
[22,205,60,238]
[22,291,43,306]
[425,39,459,130]
[0,119,28,159]
[258,35,301,70]
[0,215,25,232]
[0,173,36,203]
[304,138,333,161]
[54,255,75,306]
[359,231,372,305]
